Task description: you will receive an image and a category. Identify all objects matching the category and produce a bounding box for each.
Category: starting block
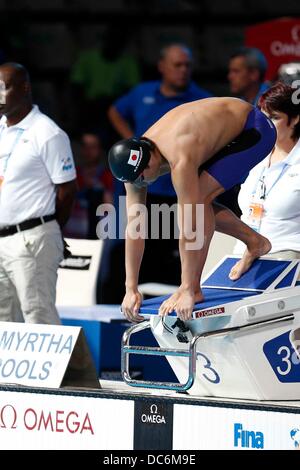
[121,256,300,400]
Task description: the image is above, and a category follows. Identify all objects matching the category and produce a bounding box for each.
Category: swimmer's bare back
[144,97,253,169]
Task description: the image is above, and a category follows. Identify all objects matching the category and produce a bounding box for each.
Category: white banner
[173,404,300,450]
[0,322,81,388]
[0,391,134,450]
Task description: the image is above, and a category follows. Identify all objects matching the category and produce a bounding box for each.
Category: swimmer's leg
[159,172,218,317]
[212,202,271,280]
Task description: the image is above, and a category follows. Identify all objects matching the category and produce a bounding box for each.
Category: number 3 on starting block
[263,331,300,382]
[197,352,221,384]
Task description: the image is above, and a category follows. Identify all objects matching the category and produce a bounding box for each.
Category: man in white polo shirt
[0,62,77,324]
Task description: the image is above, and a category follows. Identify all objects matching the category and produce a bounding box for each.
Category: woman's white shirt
[234,138,300,254]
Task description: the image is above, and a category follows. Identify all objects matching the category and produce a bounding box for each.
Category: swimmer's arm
[124,183,147,291]
[171,161,203,292]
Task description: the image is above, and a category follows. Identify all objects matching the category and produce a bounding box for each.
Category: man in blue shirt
[228,47,269,106]
[101,44,211,302]
[220,47,269,216]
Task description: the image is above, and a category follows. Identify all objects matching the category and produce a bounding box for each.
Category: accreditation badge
[0,154,5,190]
[246,196,264,232]
[0,153,7,191]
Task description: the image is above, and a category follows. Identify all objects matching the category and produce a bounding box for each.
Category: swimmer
[109,97,276,321]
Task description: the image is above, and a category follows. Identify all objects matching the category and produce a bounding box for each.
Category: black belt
[0,214,56,237]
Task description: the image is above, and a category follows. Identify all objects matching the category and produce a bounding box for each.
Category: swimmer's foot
[194,290,204,304]
[229,235,271,281]
[159,287,204,317]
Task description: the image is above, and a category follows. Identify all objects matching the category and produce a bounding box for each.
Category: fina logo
[61,157,73,172]
[234,423,264,449]
[141,404,166,425]
[290,428,300,448]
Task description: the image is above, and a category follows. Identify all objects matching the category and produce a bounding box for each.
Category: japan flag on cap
[127,149,140,167]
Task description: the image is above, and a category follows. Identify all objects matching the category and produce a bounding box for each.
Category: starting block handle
[121,321,197,391]
[121,314,295,393]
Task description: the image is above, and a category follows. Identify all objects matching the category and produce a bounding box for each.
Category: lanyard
[0,127,25,175]
[252,163,289,200]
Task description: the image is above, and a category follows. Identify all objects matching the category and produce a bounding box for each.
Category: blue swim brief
[202,107,277,190]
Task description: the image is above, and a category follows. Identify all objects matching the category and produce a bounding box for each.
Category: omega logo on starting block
[195,307,225,318]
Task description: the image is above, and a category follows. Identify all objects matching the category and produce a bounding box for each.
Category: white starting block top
[123,257,300,401]
[139,257,300,318]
